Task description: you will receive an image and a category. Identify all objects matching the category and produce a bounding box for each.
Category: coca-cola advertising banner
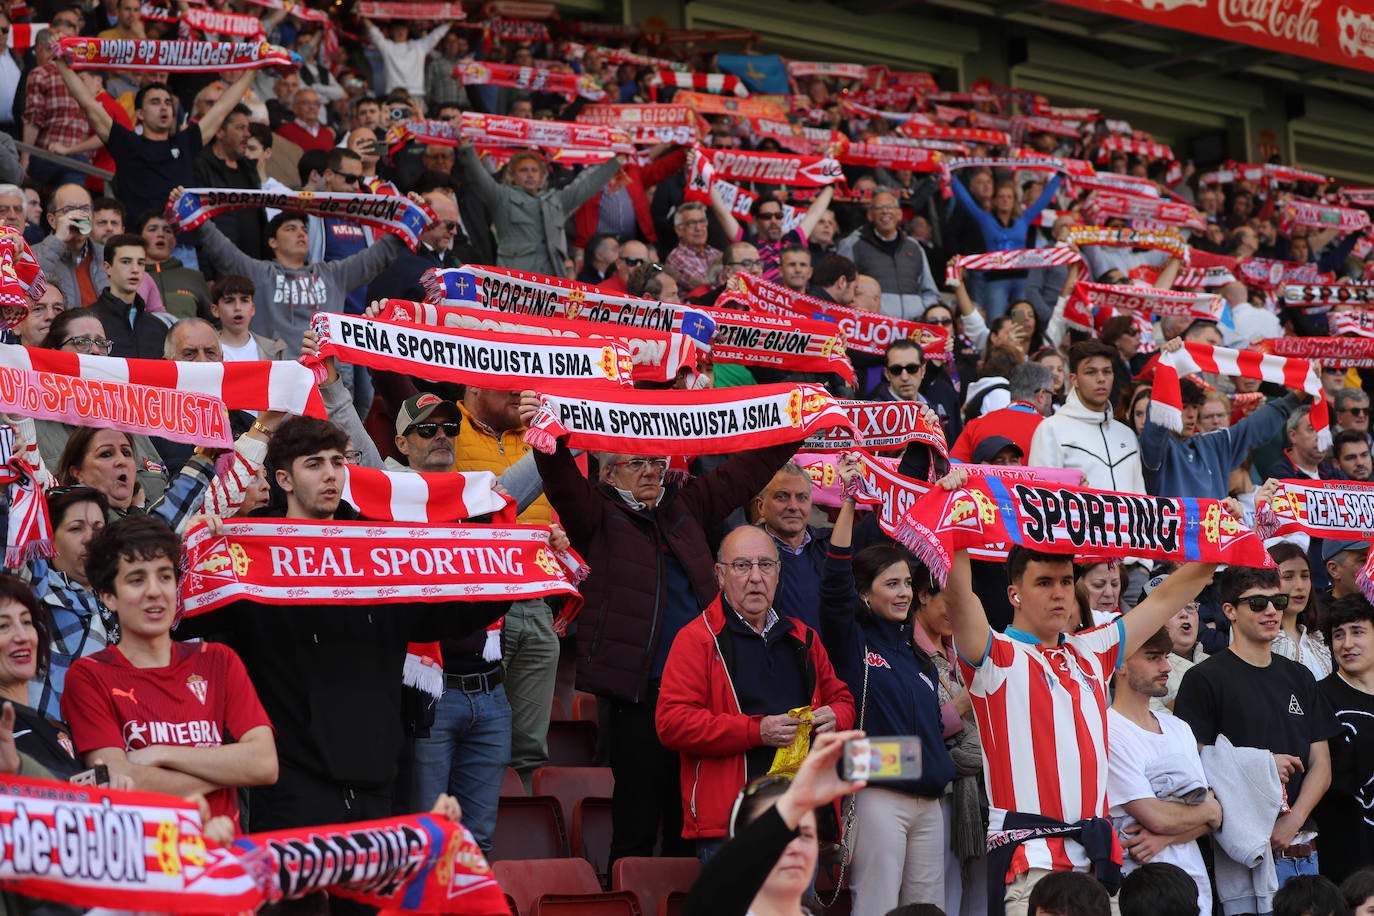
[1043,0,1374,75]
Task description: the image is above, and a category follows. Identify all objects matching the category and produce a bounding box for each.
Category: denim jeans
[981,276,1026,322]
[1274,848,1319,888]
[412,681,512,853]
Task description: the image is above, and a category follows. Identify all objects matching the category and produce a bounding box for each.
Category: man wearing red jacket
[571,147,687,252]
[657,524,855,861]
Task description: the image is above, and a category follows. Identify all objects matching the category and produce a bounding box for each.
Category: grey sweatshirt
[194,217,403,358]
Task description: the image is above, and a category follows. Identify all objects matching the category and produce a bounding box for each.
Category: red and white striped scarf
[55,36,296,72]
[799,399,947,458]
[354,1,467,18]
[1083,191,1205,231]
[0,457,51,567]
[1279,199,1370,235]
[788,61,867,80]
[457,112,632,154]
[1069,281,1223,322]
[1066,225,1190,262]
[307,312,636,392]
[698,306,855,385]
[651,70,747,97]
[456,61,605,101]
[1327,310,1374,337]
[949,246,1082,275]
[576,104,699,145]
[1098,136,1174,160]
[1151,342,1329,447]
[897,123,1010,147]
[523,383,859,456]
[0,345,324,416]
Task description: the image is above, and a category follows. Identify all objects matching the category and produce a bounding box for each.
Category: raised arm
[796,184,835,240]
[54,60,113,143]
[1153,255,1183,291]
[708,176,742,243]
[1121,560,1217,659]
[936,468,992,664]
[198,69,256,146]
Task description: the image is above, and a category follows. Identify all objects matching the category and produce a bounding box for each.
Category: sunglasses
[1235,593,1290,612]
[405,421,460,439]
[336,173,361,185]
[621,257,648,267]
[1344,406,1370,416]
[926,317,954,327]
[887,363,923,376]
[756,211,783,221]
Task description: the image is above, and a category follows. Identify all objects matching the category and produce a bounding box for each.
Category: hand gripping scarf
[306,312,635,393]
[456,61,605,102]
[1068,282,1224,323]
[56,36,297,72]
[835,142,944,174]
[0,228,48,300]
[522,383,860,456]
[0,344,324,417]
[1255,479,1374,542]
[651,69,747,97]
[719,273,950,361]
[171,188,430,251]
[457,112,632,154]
[696,147,844,188]
[898,477,1274,586]
[1151,342,1330,448]
[0,774,261,913]
[799,399,948,457]
[422,265,717,352]
[180,519,586,618]
[698,305,855,385]
[1066,225,1190,262]
[375,298,696,383]
[950,246,1082,275]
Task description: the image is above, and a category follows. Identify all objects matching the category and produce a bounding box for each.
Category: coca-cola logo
[1339,6,1374,58]
[1216,0,1322,47]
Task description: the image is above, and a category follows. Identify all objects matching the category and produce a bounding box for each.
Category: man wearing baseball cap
[391,393,463,474]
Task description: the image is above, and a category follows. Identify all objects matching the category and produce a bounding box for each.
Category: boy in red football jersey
[62,515,277,832]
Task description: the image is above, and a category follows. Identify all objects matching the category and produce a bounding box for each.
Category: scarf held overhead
[422,265,717,351]
[1255,478,1374,542]
[56,36,297,71]
[698,306,855,385]
[696,147,844,187]
[455,61,605,101]
[0,344,324,417]
[375,298,696,383]
[799,399,948,456]
[180,520,585,618]
[1070,282,1223,322]
[522,383,859,456]
[171,188,430,251]
[307,312,635,392]
[1151,342,1329,447]
[898,477,1274,585]
[1266,335,1374,367]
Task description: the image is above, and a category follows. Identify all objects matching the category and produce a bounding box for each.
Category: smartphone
[70,764,109,787]
[838,737,922,782]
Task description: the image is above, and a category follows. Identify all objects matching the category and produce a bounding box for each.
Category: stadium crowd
[3,1,1374,915]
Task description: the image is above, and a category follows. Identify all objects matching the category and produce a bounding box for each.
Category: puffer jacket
[836,225,942,320]
[1027,389,1146,493]
[656,595,854,839]
[535,439,798,701]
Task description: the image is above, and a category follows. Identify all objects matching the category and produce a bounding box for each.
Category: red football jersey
[62,641,273,829]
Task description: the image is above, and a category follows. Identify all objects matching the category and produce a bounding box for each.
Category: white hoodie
[1028,388,1145,493]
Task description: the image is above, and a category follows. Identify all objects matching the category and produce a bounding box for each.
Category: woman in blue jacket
[819,455,956,916]
[950,173,1064,321]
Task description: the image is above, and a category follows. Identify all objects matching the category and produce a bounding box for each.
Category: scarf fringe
[482,628,502,663]
[1148,399,1184,434]
[402,652,445,700]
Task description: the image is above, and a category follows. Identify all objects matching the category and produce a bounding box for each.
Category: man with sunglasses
[1175,565,1340,890]
[1333,389,1371,442]
[600,239,650,295]
[368,189,465,302]
[708,176,834,283]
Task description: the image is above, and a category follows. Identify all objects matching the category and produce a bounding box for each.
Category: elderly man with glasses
[837,189,942,320]
[657,522,853,862]
[1334,388,1371,441]
[32,182,109,309]
[519,390,807,869]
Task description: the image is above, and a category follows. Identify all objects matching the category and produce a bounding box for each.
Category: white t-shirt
[1106,708,1212,915]
[220,338,259,363]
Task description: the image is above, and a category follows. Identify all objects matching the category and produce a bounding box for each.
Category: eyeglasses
[405,421,460,439]
[871,204,901,212]
[721,559,781,576]
[1236,593,1290,612]
[55,204,92,215]
[441,220,459,232]
[621,257,648,267]
[1324,367,1346,375]
[926,317,954,327]
[725,258,761,269]
[343,449,364,464]
[679,218,708,227]
[613,457,668,474]
[62,336,114,354]
[887,363,922,376]
[756,211,783,221]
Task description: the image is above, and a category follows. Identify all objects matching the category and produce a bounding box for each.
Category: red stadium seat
[550,696,569,721]
[492,858,601,916]
[572,692,599,722]
[530,891,642,916]
[531,766,615,827]
[489,795,567,861]
[570,796,614,885]
[660,891,688,916]
[611,857,700,916]
[546,719,598,766]
[501,766,527,797]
